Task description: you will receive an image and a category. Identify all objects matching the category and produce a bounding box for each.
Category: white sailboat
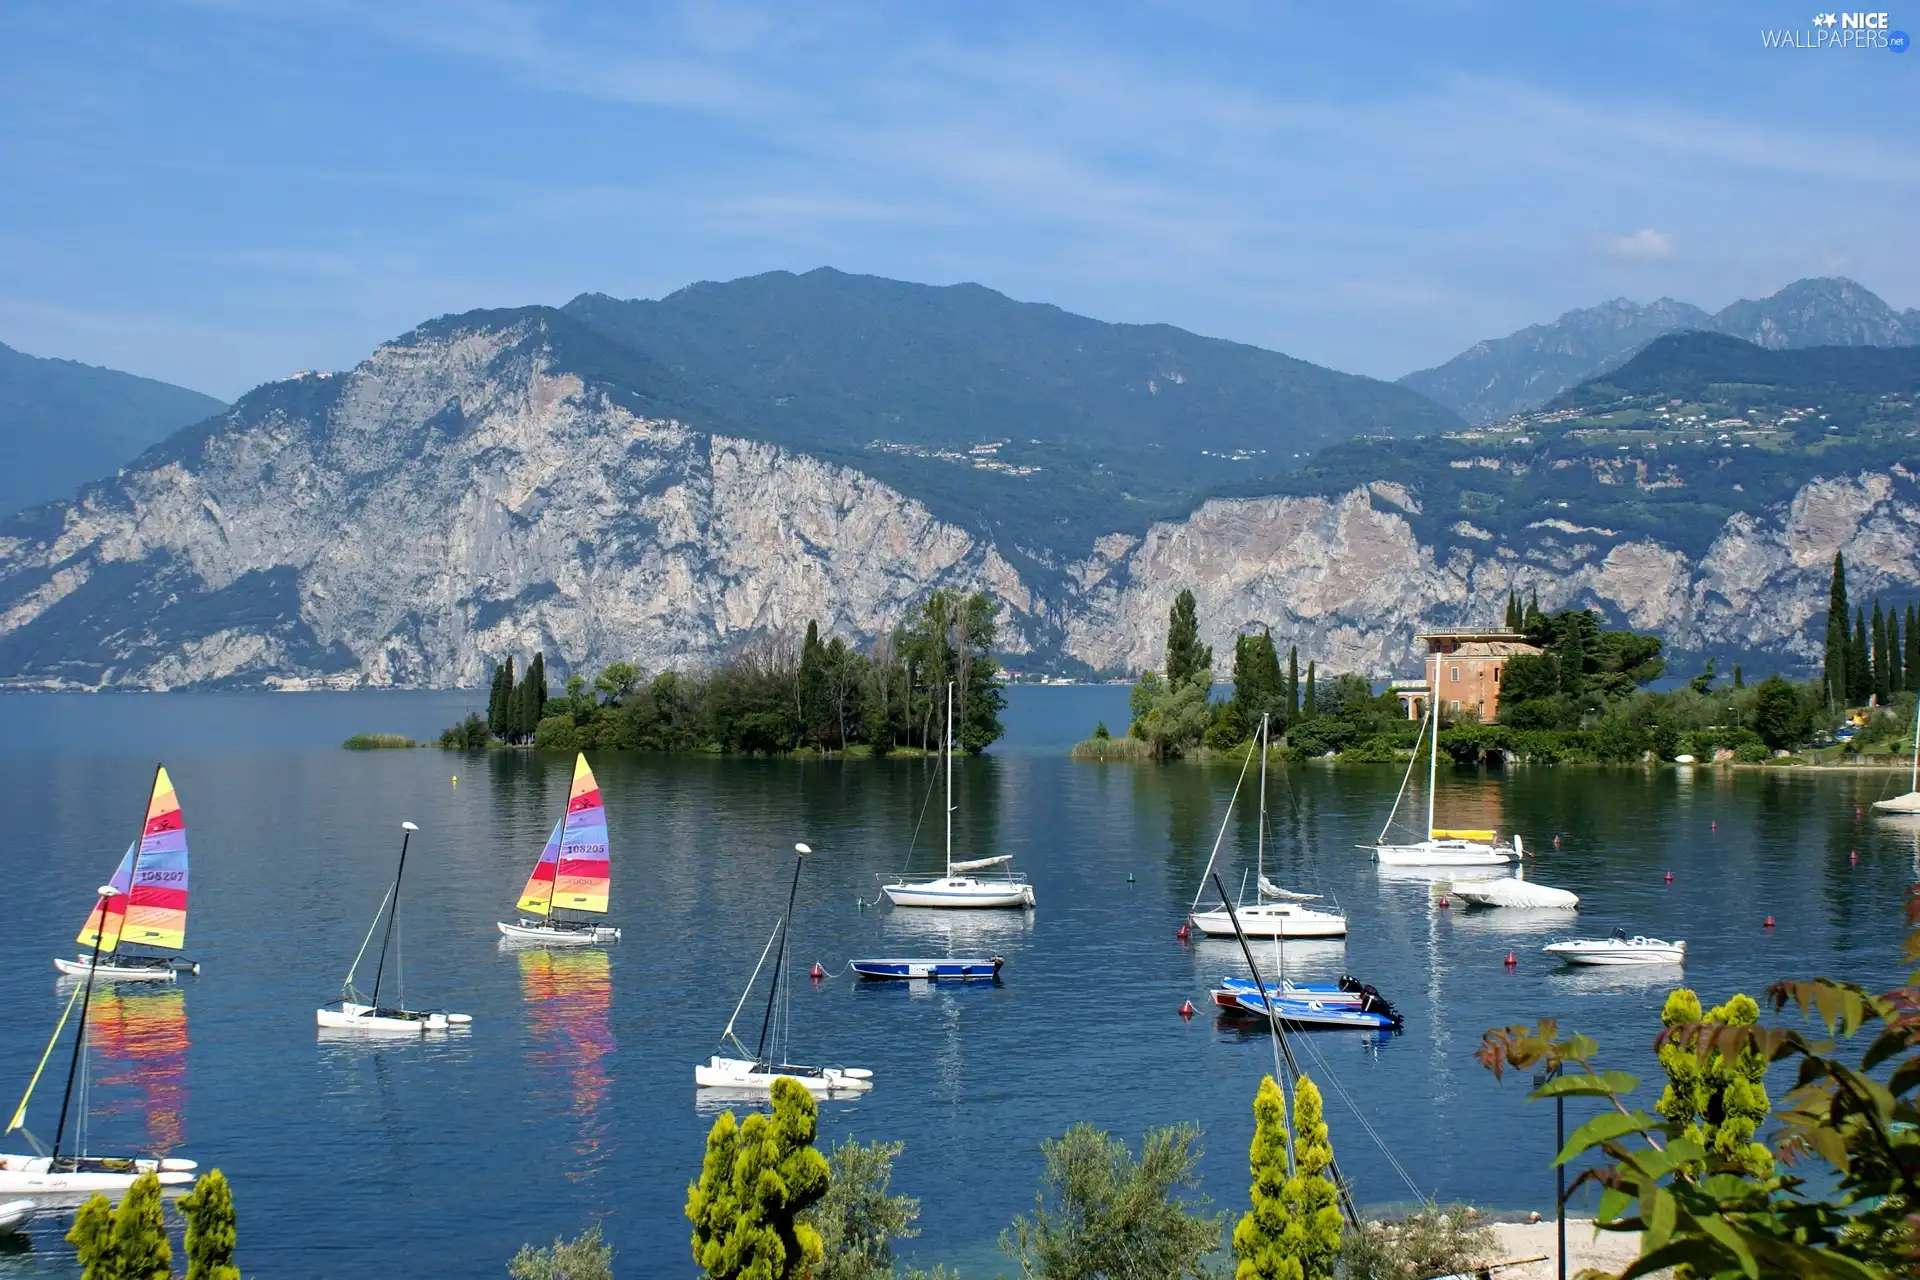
[697,844,874,1095]
[1190,715,1347,939]
[6,868,198,1196]
[497,754,621,946]
[1872,701,1920,814]
[317,823,473,1034]
[880,683,1035,910]
[1370,705,1518,867]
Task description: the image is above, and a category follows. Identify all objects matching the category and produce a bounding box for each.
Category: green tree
[71,1171,172,1280]
[1886,607,1903,697]
[1656,989,1772,1178]
[1873,601,1892,704]
[594,661,641,705]
[1234,1074,1342,1280]
[1287,646,1300,718]
[687,1077,830,1280]
[1908,603,1920,693]
[1505,589,1523,631]
[180,1167,240,1280]
[68,1193,118,1280]
[1750,676,1809,750]
[1129,671,1212,759]
[1230,632,1285,738]
[1825,551,1849,708]
[798,620,829,748]
[508,1223,614,1280]
[488,659,513,739]
[1690,658,1716,696]
[808,1138,923,1280]
[1733,664,1744,690]
[1001,1122,1221,1280]
[1165,589,1212,689]
[1849,609,1871,705]
[1302,662,1317,720]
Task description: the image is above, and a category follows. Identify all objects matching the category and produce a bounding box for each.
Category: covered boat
[1445,857,1578,909]
[498,754,621,946]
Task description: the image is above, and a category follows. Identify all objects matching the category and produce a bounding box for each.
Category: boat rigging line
[1189,739,1259,918]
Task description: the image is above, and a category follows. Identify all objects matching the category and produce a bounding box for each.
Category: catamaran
[317,822,473,1034]
[697,844,874,1095]
[53,767,198,982]
[1190,715,1347,939]
[879,683,1034,910]
[1370,705,1519,867]
[498,754,621,946]
[1873,701,1920,814]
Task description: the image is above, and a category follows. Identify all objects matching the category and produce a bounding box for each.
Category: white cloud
[1602,228,1676,263]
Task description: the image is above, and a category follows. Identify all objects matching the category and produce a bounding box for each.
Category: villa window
[1450,666,1460,682]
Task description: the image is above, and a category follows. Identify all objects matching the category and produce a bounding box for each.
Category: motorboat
[880,683,1035,910]
[1211,975,1366,1007]
[1370,706,1519,867]
[1225,987,1403,1031]
[1544,928,1685,966]
[497,753,622,946]
[849,957,1003,980]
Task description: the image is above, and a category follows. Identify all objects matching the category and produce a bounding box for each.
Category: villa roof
[1429,639,1542,658]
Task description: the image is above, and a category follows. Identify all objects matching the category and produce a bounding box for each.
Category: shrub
[1335,1205,1494,1280]
[1338,735,1403,764]
[533,714,585,753]
[1070,735,1155,762]
[343,732,417,749]
[508,1223,613,1280]
[437,713,490,751]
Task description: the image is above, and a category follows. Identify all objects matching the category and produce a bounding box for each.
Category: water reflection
[85,983,189,1154]
[517,947,614,1181]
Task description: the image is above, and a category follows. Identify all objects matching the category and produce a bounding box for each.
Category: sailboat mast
[756,849,806,1061]
[369,824,416,1011]
[1256,713,1268,891]
[53,762,157,1164]
[944,680,954,878]
[1426,695,1439,839]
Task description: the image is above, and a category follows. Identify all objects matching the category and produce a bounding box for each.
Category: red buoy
[810,962,825,980]
[1850,850,1859,866]
[1764,916,1775,929]
[1176,922,1190,941]
[1552,835,1561,849]
[1664,871,1673,883]
[1503,951,1518,967]
[1178,1000,1194,1018]
[1856,807,1863,820]
[1711,821,1718,832]
[1437,895,1450,909]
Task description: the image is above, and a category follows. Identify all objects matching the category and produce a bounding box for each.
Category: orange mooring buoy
[1503,951,1518,967]
[1178,1000,1194,1018]
[1176,922,1190,941]
[810,962,825,980]
[1664,871,1673,883]
[1437,896,1450,909]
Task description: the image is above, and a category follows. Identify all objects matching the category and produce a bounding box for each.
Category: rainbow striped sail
[79,766,189,953]
[516,754,611,916]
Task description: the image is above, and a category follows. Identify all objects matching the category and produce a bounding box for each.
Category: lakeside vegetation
[1078,565,1920,767]
[437,590,1006,756]
[341,732,418,750]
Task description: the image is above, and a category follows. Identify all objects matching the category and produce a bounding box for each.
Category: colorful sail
[515,754,610,916]
[79,766,189,953]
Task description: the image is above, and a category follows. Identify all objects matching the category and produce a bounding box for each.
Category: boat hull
[1872,791,1920,814]
[1544,938,1685,966]
[1215,976,1361,1004]
[1446,879,1579,909]
[315,1001,472,1033]
[694,1055,873,1094]
[53,955,192,982]
[881,877,1034,909]
[0,1198,34,1234]
[851,957,1002,980]
[1229,991,1400,1030]
[1374,841,1515,867]
[1189,905,1347,939]
[496,920,621,946]
[0,1154,195,1196]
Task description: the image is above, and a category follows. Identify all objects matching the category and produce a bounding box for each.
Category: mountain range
[0,342,225,516]
[1,271,1916,690]
[1400,277,1920,424]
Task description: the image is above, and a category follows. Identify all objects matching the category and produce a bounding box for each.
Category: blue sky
[1,1,1914,399]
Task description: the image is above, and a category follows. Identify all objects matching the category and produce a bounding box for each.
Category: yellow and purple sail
[516,754,611,916]
[79,766,189,953]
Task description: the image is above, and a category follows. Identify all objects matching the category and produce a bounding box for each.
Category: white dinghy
[497,754,621,947]
[881,684,1034,910]
[1190,715,1347,940]
[697,844,874,1096]
[0,1198,34,1235]
[1445,842,1578,910]
[1873,701,1920,814]
[1369,706,1519,867]
[317,823,473,1034]
[1544,927,1685,966]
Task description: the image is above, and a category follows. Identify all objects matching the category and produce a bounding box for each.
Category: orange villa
[1395,629,1542,722]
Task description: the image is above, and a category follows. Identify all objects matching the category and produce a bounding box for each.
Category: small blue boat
[1215,975,1360,1004]
[1230,989,1402,1031]
[850,956,1004,981]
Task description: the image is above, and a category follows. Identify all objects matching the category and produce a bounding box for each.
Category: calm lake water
[0,687,1914,1278]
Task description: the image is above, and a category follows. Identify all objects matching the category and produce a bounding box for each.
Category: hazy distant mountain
[1401,277,1917,424]
[0,342,225,515]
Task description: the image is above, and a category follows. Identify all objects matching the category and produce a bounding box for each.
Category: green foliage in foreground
[507,1223,614,1280]
[343,732,418,749]
[1235,1074,1341,1280]
[179,1169,239,1280]
[1000,1121,1222,1280]
[1333,1205,1493,1280]
[688,1078,831,1280]
[1478,884,1920,1277]
[807,1138,923,1280]
[69,1171,172,1280]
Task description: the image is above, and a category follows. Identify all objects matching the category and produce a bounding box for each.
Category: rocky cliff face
[1,314,1913,689]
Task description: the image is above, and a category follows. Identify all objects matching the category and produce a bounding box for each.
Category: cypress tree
[687,1077,829,1280]
[1872,601,1891,703]
[1165,589,1211,688]
[1233,1074,1291,1280]
[1825,552,1849,707]
[1232,1074,1340,1280]
[530,652,548,726]
[1303,661,1317,719]
[798,621,826,748]
[1286,646,1300,717]
[1886,607,1902,696]
[111,1171,173,1280]
[1908,603,1920,692]
[1280,1077,1343,1280]
[68,1194,118,1280]
[1849,608,1871,705]
[1732,664,1744,690]
[181,1168,241,1280]
[1504,590,1521,631]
